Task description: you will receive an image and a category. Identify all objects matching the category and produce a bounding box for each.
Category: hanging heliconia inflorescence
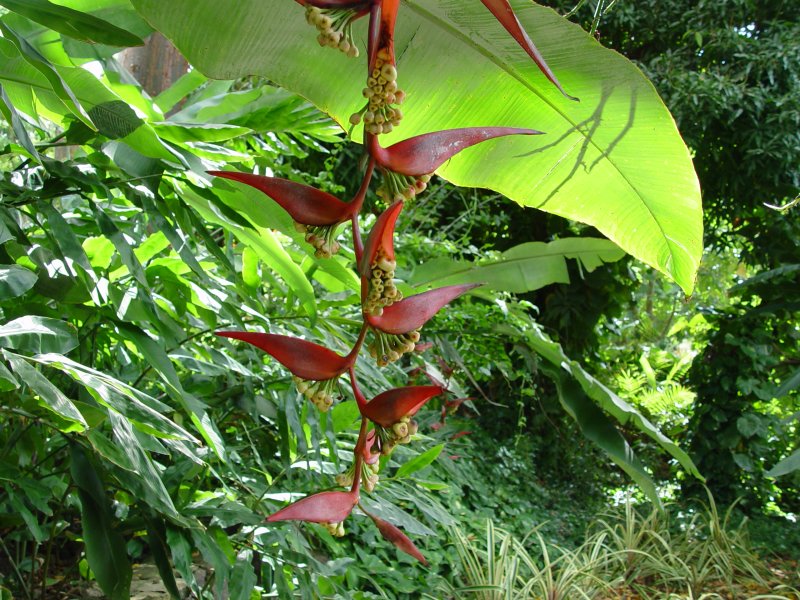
[212,0,571,563]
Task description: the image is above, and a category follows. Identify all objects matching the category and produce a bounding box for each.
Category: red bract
[267,490,358,523]
[367,283,481,334]
[362,385,443,428]
[362,429,380,464]
[479,0,577,100]
[368,127,543,177]
[208,171,354,227]
[216,332,353,380]
[360,199,403,276]
[367,513,428,565]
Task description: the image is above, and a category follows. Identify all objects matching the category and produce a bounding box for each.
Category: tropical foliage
[0,0,797,598]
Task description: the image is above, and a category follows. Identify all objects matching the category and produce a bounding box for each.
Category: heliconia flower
[367,127,543,178]
[209,172,355,226]
[350,0,404,133]
[479,0,577,100]
[267,490,358,525]
[362,385,443,428]
[366,283,480,367]
[366,512,428,565]
[367,283,481,335]
[216,332,352,380]
[360,200,403,277]
[216,331,355,411]
[209,171,363,258]
[361,200,404,321]
[303,2,370,57]
[362,429,380,465]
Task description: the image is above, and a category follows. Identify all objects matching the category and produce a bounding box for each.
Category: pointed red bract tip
[369,513,428,565]
[209,171,354,226]
[362,429,380,465]
[267,490,358,523]
[362,385,444,427]
[369,127,543,177]
[360,200,404,276]
[479,0,577,101]
[367,283,481,334]
[216,331,353,380]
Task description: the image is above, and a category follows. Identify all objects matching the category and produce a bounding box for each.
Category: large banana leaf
[131,0,702,293]
[410,237,624,292]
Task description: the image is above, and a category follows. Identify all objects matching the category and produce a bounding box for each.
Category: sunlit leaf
[131,0,702,292]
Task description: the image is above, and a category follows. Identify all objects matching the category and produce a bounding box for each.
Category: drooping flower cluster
[351,47,404,134]
[214,0,572,564]
[305,5,363,57]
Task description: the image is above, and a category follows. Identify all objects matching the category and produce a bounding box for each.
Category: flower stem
[350,416,369,493]
[351,158,375,261]
[349,366,368,411]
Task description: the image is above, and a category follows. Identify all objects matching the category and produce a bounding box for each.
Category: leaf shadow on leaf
[518,81,637,210]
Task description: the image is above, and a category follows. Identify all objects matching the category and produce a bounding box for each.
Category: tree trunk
[118,32,189,98]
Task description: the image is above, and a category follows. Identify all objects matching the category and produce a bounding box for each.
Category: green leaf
[153,122,251,144]
[87,100,142,139]
[0,82,40,161]
[412,238,624,292]
[28,352,199,445]
[39,202,99,288]
[107,411,181,516]
[179,181,317,318]
[0,219,14,246]
[115,323,227,460]
[776,367,800,398]
[359,495,435,536]
[545,366,660,505]
[0,39,180,160]
[131,0,702,292]
[4,350,86,428]
[229,559,258,600]
[736,414,766,439]
[0,264,37,299]
[154,68,207,113]
[395,444,444,479]
[145,517,182,600]
[166,527,199,597]
[0,22,94,127]
[331,400,360,434]
[70,445,132,600]
[192,528,231,598]
[766,450,800,478]
[7,491,46,542]
[0,0,144,46]
[0,360,17,391]
[0,315,78,354]
[519,320,703,482]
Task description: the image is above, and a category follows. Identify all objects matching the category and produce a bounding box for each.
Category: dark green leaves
[70,446,132,600]
[0,316,78,354]
[395,444,444,479]
[0,264,37,299]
